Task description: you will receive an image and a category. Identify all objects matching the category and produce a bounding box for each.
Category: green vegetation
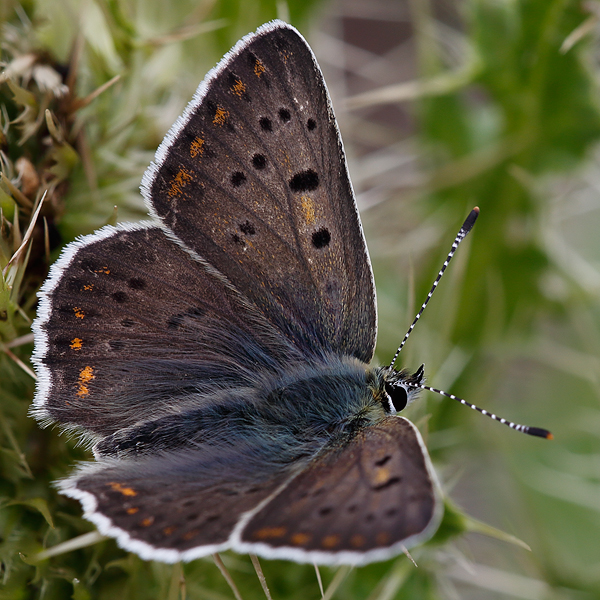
[1,0,599,597]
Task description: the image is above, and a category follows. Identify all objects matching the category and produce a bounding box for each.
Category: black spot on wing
[289,169,319,192]
[312,228,331,249]
[231,171,246,187]
[259,117,272,131]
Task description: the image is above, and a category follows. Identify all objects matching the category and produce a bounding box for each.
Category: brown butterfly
[33,20,547,566]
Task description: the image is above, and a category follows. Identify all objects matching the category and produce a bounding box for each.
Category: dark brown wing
[236,416,441,565]
[142,21,376,361]
[60,447,291,563]
[32,224,301,439]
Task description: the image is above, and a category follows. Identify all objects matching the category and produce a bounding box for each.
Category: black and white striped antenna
[389,207,479,369]
[389,207,553,440]
[407,378,552,439]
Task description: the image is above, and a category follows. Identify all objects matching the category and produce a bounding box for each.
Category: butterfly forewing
[237,417,441,564]
[143,23,376,362]
[33,224,301,438]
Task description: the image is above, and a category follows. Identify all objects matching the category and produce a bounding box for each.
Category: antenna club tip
[527,426,553,439]
[462,208,479,232]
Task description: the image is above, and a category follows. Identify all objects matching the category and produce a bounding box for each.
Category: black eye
[385,383,408,412]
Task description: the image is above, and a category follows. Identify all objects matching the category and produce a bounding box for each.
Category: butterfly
[31,20,451,566]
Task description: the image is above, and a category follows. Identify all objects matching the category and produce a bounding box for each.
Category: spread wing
[237,417,441,565]
[142,21,376,361]
[58,444,294,563]
[32,224,301,440]
[56,417,440,565]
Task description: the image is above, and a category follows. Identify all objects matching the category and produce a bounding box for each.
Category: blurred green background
[1,0,599,598]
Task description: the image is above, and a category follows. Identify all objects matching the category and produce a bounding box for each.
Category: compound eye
[385,383,408,412]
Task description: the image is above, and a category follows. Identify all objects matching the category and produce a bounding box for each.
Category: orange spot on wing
[253,526,287,540]
[350,534,365,548]
[230,78,246,97]
[376,532,390,546]
[83,284,94,291]
[140,517,154,527]
[163,526,176,536]
[300,195,315,224]
[373,467,390,485]
[190,136,204,158]
[168,167,193,199]
[126,507,139,514]
[108,482,137,497]
[254,59,265,78]
[183,529,199,541]
[213,106,229,126]
[290,532,311,546]
[94,267,110,275]
[321,534,340,549]
[73,307,85,319]
[70,338,82,350]
[77,366,95,397]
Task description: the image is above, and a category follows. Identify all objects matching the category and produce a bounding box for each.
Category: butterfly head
[375,364,425,415]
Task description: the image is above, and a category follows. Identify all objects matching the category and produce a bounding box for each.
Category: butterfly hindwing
[59,416,439,565]
[142,21,376,362]
[236,416,441,564]
[61,449,294,562]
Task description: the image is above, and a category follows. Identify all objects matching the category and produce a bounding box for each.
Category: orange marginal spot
[77,366,95,397]
[321,534,340,549]
[82,283,94,291]
[167,167,193,199]
[230,78,246,97]
[290,532,311,546]
[300,195,315,225]
[163,526,176,536]
[190,136,204,158]
[212,106,229,127]
[376,532,390,546]
[70,338,83,350]
[373,467,390,486]
[94,267,110,275]
[140,517,154,527]
[126,507,139,515]
[253,59,265,78]
[73,307,85,319]
[183,529,199,541]
[253,526,287,540]
[108,481,138,497]
[350,534,365,548]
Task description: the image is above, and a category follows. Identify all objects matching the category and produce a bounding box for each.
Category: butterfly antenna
[406,381,553,439]
[389,207,479,369]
